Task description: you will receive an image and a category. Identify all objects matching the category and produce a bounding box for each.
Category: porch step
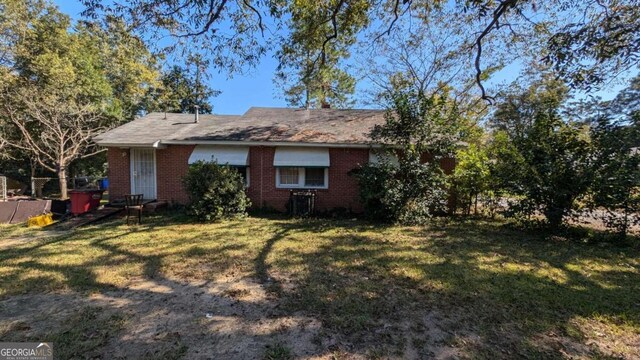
[143,200,168,212]
[50,206,122,230]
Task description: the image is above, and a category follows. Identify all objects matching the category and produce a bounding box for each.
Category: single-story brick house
[94,107,456,212]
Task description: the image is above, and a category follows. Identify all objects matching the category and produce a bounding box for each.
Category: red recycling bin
[69,190,104,215]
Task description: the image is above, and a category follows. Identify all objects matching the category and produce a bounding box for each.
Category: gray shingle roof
[94,107,387,146]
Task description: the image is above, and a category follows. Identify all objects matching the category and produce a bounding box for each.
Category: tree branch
[179,0,229,37]
[473,0,519,104]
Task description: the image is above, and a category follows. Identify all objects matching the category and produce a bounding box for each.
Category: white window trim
[275,167,329,189]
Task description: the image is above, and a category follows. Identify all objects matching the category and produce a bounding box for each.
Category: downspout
[260,146,264,208]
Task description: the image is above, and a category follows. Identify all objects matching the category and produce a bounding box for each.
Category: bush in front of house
[353,158,449,225]
[182,161,251,221]
[353,90,460,225]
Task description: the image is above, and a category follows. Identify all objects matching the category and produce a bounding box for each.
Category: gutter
[95,139,467,149]
[97,139,386,149]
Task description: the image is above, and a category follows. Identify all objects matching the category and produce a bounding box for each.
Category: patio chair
[124,194,144,225]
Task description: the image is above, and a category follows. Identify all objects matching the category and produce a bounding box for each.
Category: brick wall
[106,145,194,204]
[106,144,456,213]
[106,147,130,201]
[246,147,368,212]
[155,145,195,204]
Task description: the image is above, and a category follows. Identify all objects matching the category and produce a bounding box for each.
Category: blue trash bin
[100,178,109,190]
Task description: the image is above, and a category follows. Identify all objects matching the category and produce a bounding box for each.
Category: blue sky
[55,0,630,115]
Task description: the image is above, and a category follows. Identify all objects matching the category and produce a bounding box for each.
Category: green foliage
[353,159,449,224]
[453,144,490,215]
[275,0,364,108]
[79,0,639,102]
[372,90,463,154]
[590,114,640,237]
[0,0,160,194]
[352,162,394,222]
[182,161,251,222]
[490,75,569,139]
[491,110,593,228]
[545,3,640,90]
[145,57,220,114]
[353,91,461,224]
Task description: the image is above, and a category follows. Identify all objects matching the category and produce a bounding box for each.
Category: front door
[130,148,156,200]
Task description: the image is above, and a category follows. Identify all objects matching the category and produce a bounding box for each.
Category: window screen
[304,168,325,187]
[279,168,299,185]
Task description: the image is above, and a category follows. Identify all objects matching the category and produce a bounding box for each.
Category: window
[276,167,328,189]
[279,168,299,185]
[231,166,250,187]
[304,168,325,187]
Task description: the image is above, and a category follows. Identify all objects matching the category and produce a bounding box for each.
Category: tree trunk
[58,167,68,200]
[474,193,478,215]
[30,159,36,197]
[545,207,564,230]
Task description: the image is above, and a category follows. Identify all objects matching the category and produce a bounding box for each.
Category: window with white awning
[273,147,330,167]
[273,147,330,188]
[189,145,249,166]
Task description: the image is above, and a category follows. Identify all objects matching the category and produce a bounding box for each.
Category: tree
[491,93,593,228]
[359,6,489,144]
[453,144,490,215]
[274,1,362,108]
[0,1,159,198]
[146,61,219,114]
[0,88,108,198]
[490,74,569,139]
[79,0,640,102]
[353,90,463,224]
[78,16,161,120]
[590,113,640,238]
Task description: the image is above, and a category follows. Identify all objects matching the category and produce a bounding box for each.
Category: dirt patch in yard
[0,275,467,359]
[1,276,322,359]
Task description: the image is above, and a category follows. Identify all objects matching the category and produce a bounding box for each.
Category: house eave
[95,142,166,149]
[155,140,384,149]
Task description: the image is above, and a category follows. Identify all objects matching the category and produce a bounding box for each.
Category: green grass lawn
[0,212,638,359]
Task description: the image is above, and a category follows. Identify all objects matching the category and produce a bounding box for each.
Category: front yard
[0,212,638,359]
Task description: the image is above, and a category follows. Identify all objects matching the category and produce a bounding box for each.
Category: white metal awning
[273,147,330,167]
[188,145,249,166]
[369,149,399,166]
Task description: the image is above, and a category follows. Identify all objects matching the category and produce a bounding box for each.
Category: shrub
[353,158,449,225]
[453,144,491,215]
[182,161,251,221]
[353,90,462,225]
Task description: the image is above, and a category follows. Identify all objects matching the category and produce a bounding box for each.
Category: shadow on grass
[1,212,638,358]
[256,218,640,358]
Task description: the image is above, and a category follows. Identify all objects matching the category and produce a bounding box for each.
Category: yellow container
[27,213,54,227]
